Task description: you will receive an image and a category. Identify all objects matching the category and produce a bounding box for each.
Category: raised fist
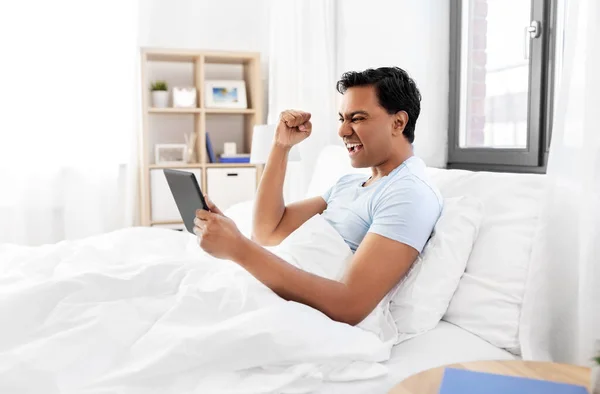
[274,110,312,148]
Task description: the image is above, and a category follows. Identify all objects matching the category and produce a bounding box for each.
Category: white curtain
[0,0,140,246]
[524,0,600,365]
[267,0,338,202]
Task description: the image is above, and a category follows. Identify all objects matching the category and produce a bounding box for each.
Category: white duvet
[0,215,395,394]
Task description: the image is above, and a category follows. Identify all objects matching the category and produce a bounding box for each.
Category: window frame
[448,0,557,172]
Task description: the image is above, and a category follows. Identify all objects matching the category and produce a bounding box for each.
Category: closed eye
[339,116,366,123]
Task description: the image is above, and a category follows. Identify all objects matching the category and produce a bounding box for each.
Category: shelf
[204,51,257,64]
[149,163,203,169]
[149,163,257,169]
[151,220,184,226]
[206,163,256,168]
[144,49,199,63]
[148,107,202,114]
[204,108,255,115]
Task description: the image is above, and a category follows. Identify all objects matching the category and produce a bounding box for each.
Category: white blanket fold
[0,215,393,394]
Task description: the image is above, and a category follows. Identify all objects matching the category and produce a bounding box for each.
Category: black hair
[336,67,421,143]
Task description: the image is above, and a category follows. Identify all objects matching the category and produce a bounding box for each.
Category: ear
[392,111,408,136]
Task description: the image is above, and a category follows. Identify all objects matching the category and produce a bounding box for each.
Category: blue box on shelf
[219,154,250,164]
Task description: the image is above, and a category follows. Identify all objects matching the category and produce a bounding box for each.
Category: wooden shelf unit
[139,48,264,227]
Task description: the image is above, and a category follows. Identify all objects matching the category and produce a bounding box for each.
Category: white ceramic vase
[152,90,169,108]
[592,365,600,394]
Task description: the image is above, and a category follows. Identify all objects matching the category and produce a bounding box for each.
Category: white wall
[336,0,449,168]
[139,0,270,70]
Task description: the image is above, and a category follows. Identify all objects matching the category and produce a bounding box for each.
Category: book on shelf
[206,133,216,163]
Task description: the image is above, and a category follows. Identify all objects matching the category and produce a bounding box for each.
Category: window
[448,0,561,172]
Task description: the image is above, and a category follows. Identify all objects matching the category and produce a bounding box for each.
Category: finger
[279,110,294,123]
[204,194,223,215]
[299,120,312,133]
[288,110,302,121]
[279,110,291,121]
[289,111,311,128]
[197,210,218,224]
[288,110,308,127]
[299,112,311,124]
[193,225,203,236]
[290,110,309,127]
[281,111,298,127]
[194,217,206,228]
[196,209,210,220]
[288,111,309,125]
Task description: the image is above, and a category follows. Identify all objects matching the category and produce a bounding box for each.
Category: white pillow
[224,200,255,238]
[426,168,546,355]
[272,214,353,281]
[388,196,484,344]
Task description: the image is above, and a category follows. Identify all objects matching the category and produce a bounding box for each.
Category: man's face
[338,85,397,168]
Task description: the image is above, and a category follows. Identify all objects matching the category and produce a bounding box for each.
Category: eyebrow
[338,111,369,118]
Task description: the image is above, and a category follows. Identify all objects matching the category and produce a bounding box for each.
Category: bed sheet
[315,321,515,394]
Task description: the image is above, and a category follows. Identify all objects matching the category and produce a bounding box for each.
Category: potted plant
[150,80,169,108]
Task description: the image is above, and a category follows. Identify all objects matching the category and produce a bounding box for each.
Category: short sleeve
[368,179,441,253]
[321,185,334,204]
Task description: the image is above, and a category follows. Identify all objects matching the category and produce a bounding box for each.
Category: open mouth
[346,143,364,155]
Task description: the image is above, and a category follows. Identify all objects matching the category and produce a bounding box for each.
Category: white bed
[0,145,547,393]
[318,321,515,393]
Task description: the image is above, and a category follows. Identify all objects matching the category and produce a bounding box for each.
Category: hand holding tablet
[163,169,209,233]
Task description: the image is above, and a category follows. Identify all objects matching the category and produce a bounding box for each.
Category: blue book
[439,368,588,394]
[206,132,216,163]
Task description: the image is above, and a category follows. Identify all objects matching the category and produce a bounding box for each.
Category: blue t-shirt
[321,156,443,253]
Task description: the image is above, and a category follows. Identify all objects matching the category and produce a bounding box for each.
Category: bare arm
[252,110,325,246]
[195,198,418,325]
[233,232,418,325]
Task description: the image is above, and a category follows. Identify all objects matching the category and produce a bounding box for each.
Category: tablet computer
[163,169,209,233]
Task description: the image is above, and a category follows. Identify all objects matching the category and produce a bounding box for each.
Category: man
[193,67,442,326]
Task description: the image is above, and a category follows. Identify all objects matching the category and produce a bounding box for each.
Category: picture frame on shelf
[204,80,248,109]
[155,144,188,165]
[173,87,197,108]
